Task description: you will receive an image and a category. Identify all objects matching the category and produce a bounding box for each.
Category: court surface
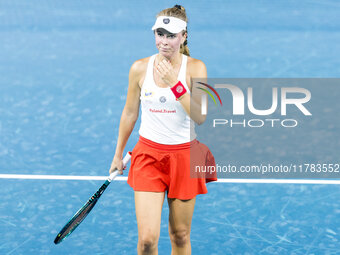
[0,1,340,254]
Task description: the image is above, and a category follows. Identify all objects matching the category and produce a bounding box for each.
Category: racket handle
[108,151,132,182]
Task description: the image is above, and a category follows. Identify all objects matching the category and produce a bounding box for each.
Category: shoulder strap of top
[146,54,156,80]
[141,54,157,90]
[178,54,187,82]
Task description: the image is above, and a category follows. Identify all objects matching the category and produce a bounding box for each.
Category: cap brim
[151,16,187,34]
[151,25,183,34]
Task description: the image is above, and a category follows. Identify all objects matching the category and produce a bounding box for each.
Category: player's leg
[167,197,196,255]
[135,191,165,255]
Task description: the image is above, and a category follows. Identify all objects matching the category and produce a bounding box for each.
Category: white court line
[0,174,127,181]
[0,174,340,184]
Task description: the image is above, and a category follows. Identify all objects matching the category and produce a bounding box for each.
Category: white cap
[151,16,187,34]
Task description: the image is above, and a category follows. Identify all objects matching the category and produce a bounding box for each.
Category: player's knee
[138,234,158,252]
[170,229,190,247]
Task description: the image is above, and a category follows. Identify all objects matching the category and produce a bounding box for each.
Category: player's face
[155,28,185,57]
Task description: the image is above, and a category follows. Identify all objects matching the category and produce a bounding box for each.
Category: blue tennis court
[1,1,340,254]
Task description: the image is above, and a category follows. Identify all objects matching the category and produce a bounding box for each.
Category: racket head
[54,199,98,244]
[53,151,131,244]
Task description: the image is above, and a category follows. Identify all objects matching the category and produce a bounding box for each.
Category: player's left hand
[155,59,178,87]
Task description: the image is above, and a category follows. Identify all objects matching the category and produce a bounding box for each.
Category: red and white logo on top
[176,86,183,93]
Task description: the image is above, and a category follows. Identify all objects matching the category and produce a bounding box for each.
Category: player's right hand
[109,155,125,175]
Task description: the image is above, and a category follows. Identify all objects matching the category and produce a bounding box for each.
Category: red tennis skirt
[127,136,217,200]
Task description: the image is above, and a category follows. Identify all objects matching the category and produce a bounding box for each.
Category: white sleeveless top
[138,53,197,144]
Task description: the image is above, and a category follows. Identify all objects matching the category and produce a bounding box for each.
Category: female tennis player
[109,5,217,255]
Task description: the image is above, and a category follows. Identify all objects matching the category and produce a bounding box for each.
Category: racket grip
[122,151,132,167]
[108,151,132,181]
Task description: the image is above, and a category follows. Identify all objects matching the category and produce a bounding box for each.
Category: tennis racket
[54,151,132,244]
